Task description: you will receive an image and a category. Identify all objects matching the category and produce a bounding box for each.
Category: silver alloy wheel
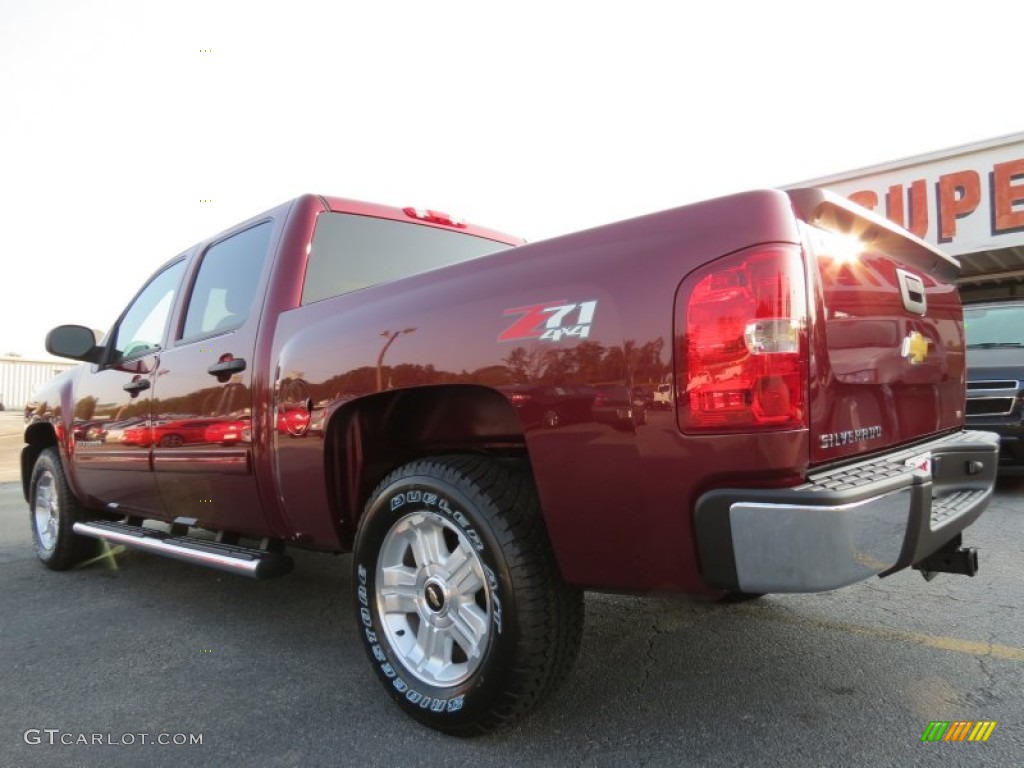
[33,469,59,552]
[376,509,492,687]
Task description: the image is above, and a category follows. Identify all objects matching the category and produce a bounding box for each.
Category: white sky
[1,0,1020,359]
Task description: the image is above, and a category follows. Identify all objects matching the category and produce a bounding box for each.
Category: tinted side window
[110,260,187,362]
[302,213,513,304]
[182,222,272,341]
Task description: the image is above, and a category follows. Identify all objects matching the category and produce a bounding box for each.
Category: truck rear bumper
[694,430,1000,593]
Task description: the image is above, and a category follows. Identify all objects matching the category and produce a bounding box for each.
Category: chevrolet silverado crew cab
[24,189,999,734]
[964,299,1024,474]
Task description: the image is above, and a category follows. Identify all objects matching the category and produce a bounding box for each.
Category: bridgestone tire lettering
[352,455,584,735]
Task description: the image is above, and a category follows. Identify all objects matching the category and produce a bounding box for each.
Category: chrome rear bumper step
[73,520,293,579]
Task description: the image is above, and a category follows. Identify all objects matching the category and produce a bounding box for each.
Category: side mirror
[45,325,104,363]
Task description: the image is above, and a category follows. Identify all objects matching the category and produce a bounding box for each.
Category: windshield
[964,304,1024,347]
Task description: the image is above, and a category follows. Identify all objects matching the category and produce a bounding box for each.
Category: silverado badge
[901,330,930,365]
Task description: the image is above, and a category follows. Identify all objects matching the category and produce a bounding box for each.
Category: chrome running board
[73,520,293,579]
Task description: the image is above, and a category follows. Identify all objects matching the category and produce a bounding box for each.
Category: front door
[71,260,188,516]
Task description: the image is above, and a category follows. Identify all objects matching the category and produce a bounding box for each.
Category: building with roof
[790,132,1024,302]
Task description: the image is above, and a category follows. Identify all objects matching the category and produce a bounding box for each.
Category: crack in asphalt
[636,618,659,696]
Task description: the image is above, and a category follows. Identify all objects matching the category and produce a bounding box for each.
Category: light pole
[376,328,416,391]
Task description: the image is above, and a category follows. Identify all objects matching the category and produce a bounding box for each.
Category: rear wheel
[30,448,97,570]
[353,455,583,734]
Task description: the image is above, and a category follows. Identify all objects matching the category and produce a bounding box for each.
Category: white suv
[653,383,673,409]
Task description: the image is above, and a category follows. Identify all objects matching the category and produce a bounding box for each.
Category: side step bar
[73,520,294,579]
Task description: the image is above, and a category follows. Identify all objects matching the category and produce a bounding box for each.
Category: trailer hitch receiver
[912,533,978,582]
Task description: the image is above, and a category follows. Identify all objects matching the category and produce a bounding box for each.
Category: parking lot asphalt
[1,412,1022,767]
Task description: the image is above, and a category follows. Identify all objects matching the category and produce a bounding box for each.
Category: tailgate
[788,189,965,466]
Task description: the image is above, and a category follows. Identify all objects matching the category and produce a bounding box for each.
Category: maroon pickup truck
[24,189,999,734]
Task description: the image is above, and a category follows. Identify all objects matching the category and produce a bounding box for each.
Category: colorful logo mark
[921,721,997,742]
[901,330,931,365]
[499,300,598,343]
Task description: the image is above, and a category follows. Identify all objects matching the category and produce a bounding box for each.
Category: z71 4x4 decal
[498,300,598,343]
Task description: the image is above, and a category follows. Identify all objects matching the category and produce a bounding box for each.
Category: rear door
[789,189,966,465]
[151,221,274,534]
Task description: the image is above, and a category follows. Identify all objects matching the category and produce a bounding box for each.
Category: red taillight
[676,245,808,432]
[507,392,531,404]
[402,207,467,228]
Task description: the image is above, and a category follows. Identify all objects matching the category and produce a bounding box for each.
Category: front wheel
[29,447,97,570]
[353,455,583,734]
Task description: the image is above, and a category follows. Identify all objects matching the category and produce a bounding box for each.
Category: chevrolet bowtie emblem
[901,330,930,365]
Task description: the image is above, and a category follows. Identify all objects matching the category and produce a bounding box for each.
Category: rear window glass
[302,213,513,305]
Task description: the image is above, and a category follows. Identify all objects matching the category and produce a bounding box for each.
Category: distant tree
[74,396,98,420]
[503,346,548,383]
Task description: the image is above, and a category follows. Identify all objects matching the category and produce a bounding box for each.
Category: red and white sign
[795,134,1024,258]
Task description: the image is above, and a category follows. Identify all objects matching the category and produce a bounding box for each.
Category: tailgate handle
[897,268,927,315]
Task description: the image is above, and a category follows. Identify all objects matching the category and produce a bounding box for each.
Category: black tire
[353,455,584,735]
[29,447,98,570]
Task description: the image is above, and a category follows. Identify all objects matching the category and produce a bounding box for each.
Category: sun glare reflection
[810,227,865,266]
